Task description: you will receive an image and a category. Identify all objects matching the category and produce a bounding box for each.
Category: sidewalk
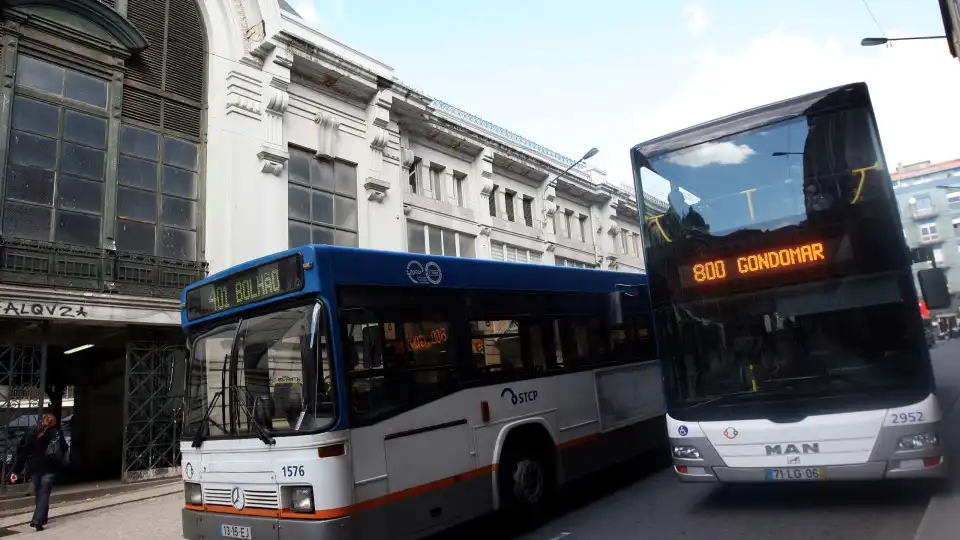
[913,385,960,540]
[0,479,180,530]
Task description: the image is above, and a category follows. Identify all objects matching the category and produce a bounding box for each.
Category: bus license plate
[220,524,252,539]
[766,467,826,481]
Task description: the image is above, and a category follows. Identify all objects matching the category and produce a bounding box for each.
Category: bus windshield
[182,302,336,441]
[634,85,931,420]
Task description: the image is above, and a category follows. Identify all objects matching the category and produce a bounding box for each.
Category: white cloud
[607,29,960,186]
[666,141,755,167]
[684,6,709,35]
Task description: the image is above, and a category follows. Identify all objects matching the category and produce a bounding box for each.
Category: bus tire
[497,431,555,518]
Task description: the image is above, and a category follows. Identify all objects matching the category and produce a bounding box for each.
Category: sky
[286,0,960,190]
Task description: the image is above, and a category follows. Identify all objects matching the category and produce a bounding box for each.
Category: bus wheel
[498,442,553,515]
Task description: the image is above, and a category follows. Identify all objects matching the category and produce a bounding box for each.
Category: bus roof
[631,82,869,161]
[181,245,648,327]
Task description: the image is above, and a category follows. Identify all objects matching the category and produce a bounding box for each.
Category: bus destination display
[679,241,828,288]
[186,254,304,319]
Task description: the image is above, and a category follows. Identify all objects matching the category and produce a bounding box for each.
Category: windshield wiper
[685,386,799,409]
[232,386,276,446]
[191,390,225,448]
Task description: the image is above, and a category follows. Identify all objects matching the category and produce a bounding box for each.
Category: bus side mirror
[918,268,951,310]
[606,291,624,327]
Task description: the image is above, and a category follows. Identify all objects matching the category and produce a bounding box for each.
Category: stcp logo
[501,387,538,405]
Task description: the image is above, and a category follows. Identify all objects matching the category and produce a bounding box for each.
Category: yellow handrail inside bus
[646,214,672,243]
[850,161,881,204]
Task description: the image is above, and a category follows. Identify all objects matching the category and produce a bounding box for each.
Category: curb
[912,385,960,540]
[0,483,181,528]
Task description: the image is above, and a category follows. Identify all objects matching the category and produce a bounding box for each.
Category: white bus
[178,245,666,540]
[630,82,947,483]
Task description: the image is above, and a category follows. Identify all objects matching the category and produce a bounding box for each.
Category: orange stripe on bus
[186,430,600,519]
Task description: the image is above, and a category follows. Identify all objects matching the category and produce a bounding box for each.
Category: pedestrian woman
[9,412,69,531]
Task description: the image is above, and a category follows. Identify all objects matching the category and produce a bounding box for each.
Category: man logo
[765,443,820,456]
[231,487,245,510]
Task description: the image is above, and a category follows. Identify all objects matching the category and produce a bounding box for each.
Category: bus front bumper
[182,509,353,540]
[673,457,946,482]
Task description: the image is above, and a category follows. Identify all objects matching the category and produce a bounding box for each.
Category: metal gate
[122,342,185,483]
[0,344,45,493]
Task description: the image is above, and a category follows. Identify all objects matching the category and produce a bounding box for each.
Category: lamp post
[861,36,946,47]
[555,147,599,181]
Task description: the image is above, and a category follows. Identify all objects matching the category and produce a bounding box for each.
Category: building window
[488,185,498,218]
[407,158,420,194]
[406,221,476,257]
[555,256,594,269]
[116,125,200,258]
[578,215,588,242]
[949,192,960,212]
[563,211,572,238]
[522,196,534,227]
[454,172,466,207]
[429,165,443,201]
[631,233,641,257]
[287,147,358,248]
[620,229,630,253]
[933,248,945,265]
[919,222,940,243]
[4,57,109,248]
[490,241,541,264]
[504,192,515,222]
[914,196,935,217]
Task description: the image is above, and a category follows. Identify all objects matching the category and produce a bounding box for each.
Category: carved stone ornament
[479,226,492,237]
[315,111,342,160]
[258,144,288,176]
[364,178,390,203]
[545,242,557,253]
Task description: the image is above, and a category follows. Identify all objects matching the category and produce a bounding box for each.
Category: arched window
[0,0,207,293]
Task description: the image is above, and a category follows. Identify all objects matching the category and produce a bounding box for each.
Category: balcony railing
[912,206,940,219]
[0,237,208,299]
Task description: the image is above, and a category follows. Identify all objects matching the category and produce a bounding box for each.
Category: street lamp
[555,147,599,181]
[861,36,946,47]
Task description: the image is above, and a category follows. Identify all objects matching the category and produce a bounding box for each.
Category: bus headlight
[282,486,314,514]
[184,482,202,505]
[897,432,939,451]
[672,445,702,460]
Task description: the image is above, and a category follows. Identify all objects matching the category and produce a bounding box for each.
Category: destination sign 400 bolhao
[185,254,304,319]
[680,241,827,287]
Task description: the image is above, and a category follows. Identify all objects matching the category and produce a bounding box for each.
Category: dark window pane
[63,111,107,149]
[160,195,196,229]
[55,211,100,247]
[289,149,311,185]
[460,235,476,258]
[120,125,159,159]
[289,221,310,248]
[288,185,310,220]
[6,164,55,205]
[60,143,105,180]
[334,195,357,230]
[428,226,442,255]
[163,137,198,171]
[335,162,356,196]
[117,187,157,222]
[335,229,358,247]
[16,56,63,95]
[407,221,425,253]
[116,219,155,254]
[311,190,333,225]
[57,174,103,214]
[311,158,335,191]
[118,155,158,190]
[9,130,57,169]
[3,201,51,241]
[442,229,456,256]
[159,226,196,259]
[311,224,335,245]
[64,70,107,108]
[161,166,198,199]
[12,96,59,137]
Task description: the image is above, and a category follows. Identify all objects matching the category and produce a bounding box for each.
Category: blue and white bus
[178,245,665,540]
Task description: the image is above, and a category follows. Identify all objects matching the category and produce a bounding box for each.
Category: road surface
[10,341,960,540]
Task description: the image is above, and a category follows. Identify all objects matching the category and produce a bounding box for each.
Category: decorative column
[258,77,289,175]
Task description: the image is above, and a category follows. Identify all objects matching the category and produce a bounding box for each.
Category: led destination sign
[680,241,828,288]
[185,254,304,320]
